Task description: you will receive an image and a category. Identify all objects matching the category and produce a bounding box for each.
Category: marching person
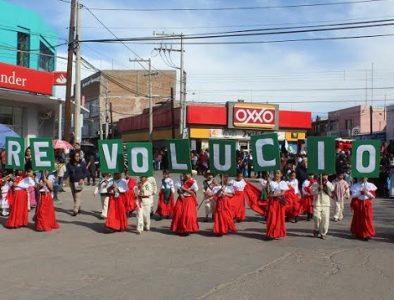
[64,150,88,216]
[350,177,377,241]
[125,173,137,215]
[34,171,59,232]
[264,170,289,240]
[94,173,112,219]
[213,175,237,236]
[202,171,217,222]
[311,174,334,239]
[148,176,158,217]
[1,172,13,216]
[301,174,315,221]
[171,172,199,235]
[136,176,154,234]
[332,173,350,222]
[105,173,128,232]
[156,170,175,219]
[230,172,247,222]
[286,171,301,223]
[5,169,35,229]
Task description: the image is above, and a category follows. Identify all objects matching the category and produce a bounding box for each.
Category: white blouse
[287,179,300,195]
[269,180,289,194]
[351,182,377,201]
[15,177,35,190]
[230,179,246,192]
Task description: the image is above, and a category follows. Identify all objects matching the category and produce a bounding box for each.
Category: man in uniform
[137,176,154,234]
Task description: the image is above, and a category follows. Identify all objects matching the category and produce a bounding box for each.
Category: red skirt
[231,191,246,221]
[156,190,174,217]
[171,195,199,234]
[105,194,128,231]
[300,195,314,215]
[213,196,236,235]
[350,198,375,239]
[125,190,137,213]
[266,197,286,239]
[35,193,59,232]
[284,189,301,219]
[5,190,29,229]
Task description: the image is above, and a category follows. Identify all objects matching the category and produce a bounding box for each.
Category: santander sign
[232,103,278,129]
[0,62,54,95]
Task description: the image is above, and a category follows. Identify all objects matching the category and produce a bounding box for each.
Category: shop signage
[53,71,67,86]
[0,62,54,95]
[227,102,279,130]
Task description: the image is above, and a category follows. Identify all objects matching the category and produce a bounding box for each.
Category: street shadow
[56,219,107,233]
[236,230,265,241]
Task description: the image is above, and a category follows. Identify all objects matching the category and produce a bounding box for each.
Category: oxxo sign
[228,102,279,130]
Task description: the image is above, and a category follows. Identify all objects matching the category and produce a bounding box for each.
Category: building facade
[0,0,62,144]
[386,105,394,142]
[81,69,176,139]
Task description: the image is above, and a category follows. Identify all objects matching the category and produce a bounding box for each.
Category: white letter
[131,147,149,173]
[33,141,51,167]
[255,138,276,168]
[102,143,118,169]
[317,141,325,170]
[7,140,21,167]
[356,145,376,173]
[213,144,232,171]
[170,143,187,170]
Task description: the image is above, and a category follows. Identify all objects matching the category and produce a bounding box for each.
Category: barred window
[39,41,54,72]
[17,32,30,67]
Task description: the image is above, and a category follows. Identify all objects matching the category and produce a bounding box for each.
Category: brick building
[81,69,176,139]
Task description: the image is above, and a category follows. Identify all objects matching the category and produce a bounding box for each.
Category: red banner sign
[0,62,54,95]
[53,71,67,86]
[231,103,278,129]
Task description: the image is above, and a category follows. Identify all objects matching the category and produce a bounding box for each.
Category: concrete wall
[386,105,394,141]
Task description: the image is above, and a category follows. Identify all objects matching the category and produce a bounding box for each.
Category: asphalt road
[0,173,393,300]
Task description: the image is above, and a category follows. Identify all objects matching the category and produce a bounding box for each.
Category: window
[345,119,353,130]
[17,32,30,67]
[329,121,337,131]
[0,105,24,136]
[39,41,55,72]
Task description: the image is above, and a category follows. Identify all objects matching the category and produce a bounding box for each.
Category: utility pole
[64,0,76,142]
[370,62,374,135]
[370,105,373,134]
[170,87,175,138]
[110,102,114,138]
[74,0,82,143]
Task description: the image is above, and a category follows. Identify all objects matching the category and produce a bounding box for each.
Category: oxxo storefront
[0,62,66,144]
[119,102,311,151]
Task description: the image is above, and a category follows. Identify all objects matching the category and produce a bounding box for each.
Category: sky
[7,0,394,117]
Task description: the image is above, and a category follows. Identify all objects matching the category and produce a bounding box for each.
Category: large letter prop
[209,139,237,176]
[166,139,192,173]
[126,142,153,176]
[251,133,280,172]
[307,137,336,174]
[5,137,25,170]
[98,139,124,173]
[30,138,55,171]
[352,140,381,178]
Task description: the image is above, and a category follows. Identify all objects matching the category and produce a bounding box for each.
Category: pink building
[327,105,386,138]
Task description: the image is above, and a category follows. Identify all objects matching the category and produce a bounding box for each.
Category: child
[202,171,217,222]
[156,170,175,219]
[1,173,12,216]
[136,176,154,234]
[94,173,112,219]
[286,171,301,223]
[301,174,315,221]
[125,174,137,215]
[35,171,59,232]
[105,173,128,232]
[332,173,350,222]
[229,172,247,222]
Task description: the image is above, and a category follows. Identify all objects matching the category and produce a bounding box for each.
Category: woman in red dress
[105,173,129,232]
[125,174,137,214]
[350,177,377,240]
[171,173,199,235]
[301,174,315,221]
[213,175,237,235]
[285,171,301,223]
[5,169,35,229]
[230,172,247,222]
[265,170,289,240]
[156,170,175,218]
[35,171,59,232]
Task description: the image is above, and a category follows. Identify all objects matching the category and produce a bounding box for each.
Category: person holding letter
[105,173,128,232]
[202,171,218,222]
[136,176,154,234]
[230,172,247,222]
[156,170,175,219]
[301,174,315,221]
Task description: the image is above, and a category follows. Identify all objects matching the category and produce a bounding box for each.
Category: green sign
[307,137,336,174]
[98,139,124,173]
[352,140,381,178]
[30,138,55,171]
[126,142,153,177]
[251,133,280,172]
[5,137,25,170]
[209,139,237,176]
[166,139,192,173]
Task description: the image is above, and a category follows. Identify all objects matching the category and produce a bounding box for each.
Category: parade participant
[301,174,315,221]
[350,177,377,240]
[265,170,289,240]
[332,173,350,222]
[311,174,334,239]
[148,176,157,216]
[64,150,88,216]
[5,169,35,229]
[136,176,154,234]
[213,175,237,235]
[286,171,301,223]
[1,172,12,216]
[230,172,247,222]
[125,172,137,215]
[202,170,217,222]
[94,173,112,219]
[171,172,199,235]
[34,171,59,232]
[156,170,175,219]
[105,173,128,232]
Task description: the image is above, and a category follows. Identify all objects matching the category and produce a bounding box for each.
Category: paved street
[0,173,393,300]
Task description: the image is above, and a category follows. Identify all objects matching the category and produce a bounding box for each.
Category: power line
[191,87,394,92]
[87,0,388,12]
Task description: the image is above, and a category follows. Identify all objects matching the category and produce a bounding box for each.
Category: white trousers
[313,206,330,236]
[100,195,109,218]
[137,197,153,232]
[333,199,344,221]
[204,198,216,217]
